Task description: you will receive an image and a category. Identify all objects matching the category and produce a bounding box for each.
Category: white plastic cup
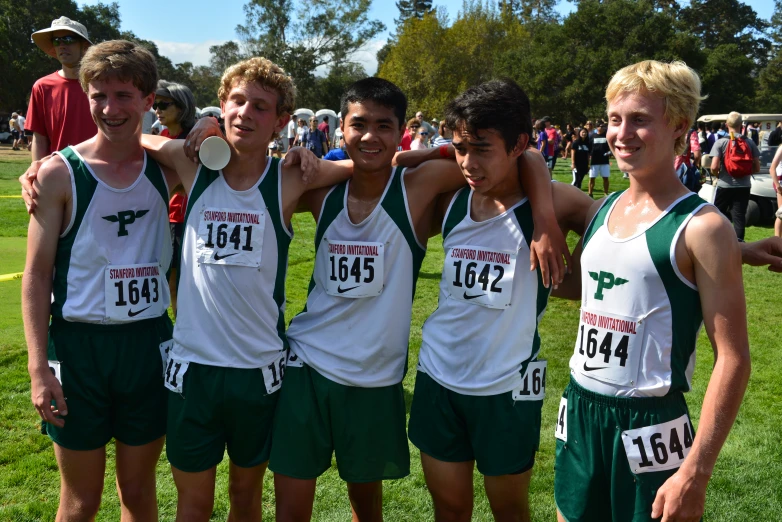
[199,136,230,170]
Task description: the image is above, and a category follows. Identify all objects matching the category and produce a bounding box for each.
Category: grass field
[0,144,780,521]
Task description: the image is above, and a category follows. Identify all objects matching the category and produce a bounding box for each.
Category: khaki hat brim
[31,27,92,58]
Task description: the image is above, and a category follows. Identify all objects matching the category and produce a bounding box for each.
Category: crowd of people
[12,14,782,522]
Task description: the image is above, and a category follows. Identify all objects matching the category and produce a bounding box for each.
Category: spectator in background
[711,111,761,241]
[302,116,328,158]
[400,117,420,151]
[588,121,611,197]
[294,118,306,146]
[768,121,782,147]
[570,127,591,190]
[674,124,701,173]
[770,146,782,237]
[410,126,429,150]
[154,80,196,140]
[16,112,30,150]
[287,116,297,151]
[141,109,156,134]
[415,111,435,137]
[584,120,595,136]
[10,113,22,150]
[746,122,759,146]
[432,120,452,147]
[324,135,349,161]
[317,116,331,149]
[27,17,97,160]
[542,117,560,174]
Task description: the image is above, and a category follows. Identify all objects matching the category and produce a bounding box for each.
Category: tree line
[378,0,782,124]
[3,0,780,122]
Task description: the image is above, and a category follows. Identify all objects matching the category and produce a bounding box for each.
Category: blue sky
[75,0,776,74]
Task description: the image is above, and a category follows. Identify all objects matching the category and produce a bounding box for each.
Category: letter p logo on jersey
[589,271,628,300]
[103,209,149,237]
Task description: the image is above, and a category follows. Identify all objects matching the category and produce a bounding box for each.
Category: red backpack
[723,136,753,178]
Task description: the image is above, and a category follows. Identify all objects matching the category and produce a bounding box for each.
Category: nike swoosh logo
[338,285,359,293]
[128,306,151,317]
[463,292,484,300]
[214,252,239,261]
[583,362,609,372]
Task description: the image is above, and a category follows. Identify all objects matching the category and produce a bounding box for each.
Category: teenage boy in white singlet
[267,77,565,522]
[22,40,172,521]
[407,78,595,522]
[554,61,751,522]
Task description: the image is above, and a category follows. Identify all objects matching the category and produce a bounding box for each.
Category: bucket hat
[31,17,92,58]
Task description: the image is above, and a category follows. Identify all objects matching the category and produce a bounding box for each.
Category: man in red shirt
[27,17,97,160]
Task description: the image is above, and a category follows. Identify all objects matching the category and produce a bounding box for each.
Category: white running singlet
[52,147,171,324]
[286,167,426,387]
[570,191,709,397]
[172,158,292,369]
[417,188,551,395]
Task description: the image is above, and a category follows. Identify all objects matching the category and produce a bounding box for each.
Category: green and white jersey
[417,188,551,396]
[286,167,426,387]
[52,147,171,324]
[570,191,709,397]
[171,158,291,369]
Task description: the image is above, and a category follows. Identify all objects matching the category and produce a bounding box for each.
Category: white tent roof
[316,109,338,118]
[199,106,221,118]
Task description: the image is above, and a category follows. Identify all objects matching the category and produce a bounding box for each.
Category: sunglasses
[153,101,176,111]
[51,35,82,46]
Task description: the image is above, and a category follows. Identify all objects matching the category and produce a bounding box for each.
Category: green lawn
[0,146,780,520]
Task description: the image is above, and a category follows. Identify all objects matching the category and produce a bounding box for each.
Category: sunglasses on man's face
[51,35,82,46]
[153,101,176,111]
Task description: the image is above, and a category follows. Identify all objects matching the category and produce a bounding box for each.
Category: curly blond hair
[218,57,296,116]
[605,60,705,155]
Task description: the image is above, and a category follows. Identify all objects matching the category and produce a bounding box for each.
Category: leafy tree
[681,0,770,67]
[235,0,384,100]
[770,0,782,49]
[496,0,703,124]
[395,0,434,27]
[498,0,558,24]
[699,44,756,113]
[379,3,527,119]
[754,52,782,112]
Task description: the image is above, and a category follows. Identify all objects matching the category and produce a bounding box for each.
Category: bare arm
[394,143,453,167]
[281,157,353,223]
[770,146,782,193]
[31,132,50,162]
[22,158,70,428]
[519,148,572,287]
[140,135,194,193]
[651,208,751,521]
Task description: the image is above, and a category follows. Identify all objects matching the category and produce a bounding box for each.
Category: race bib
[286,351,304,368]
[48,361,62,385]
[324,240,384,298]
[444,245,516,309]
[104,263,165,322]
[555,398,567,442]
[196,207,264,267]
[159,340,173,375]
[163,358,190,394]
[572,308,645,386]
[261,352,287,394]
[622,414,694,474]
[512,360,547,401]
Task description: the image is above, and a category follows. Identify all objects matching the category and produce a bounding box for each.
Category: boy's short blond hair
[218,57,296,116]
[605,60,705,155]
[79,40,158,96]
[725,111,742,131]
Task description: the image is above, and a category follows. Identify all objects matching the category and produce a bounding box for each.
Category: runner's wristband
[439,145,450,159]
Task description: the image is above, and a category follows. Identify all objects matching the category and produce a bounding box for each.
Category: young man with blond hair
[23,40,172,521]
[554,60,751,522]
